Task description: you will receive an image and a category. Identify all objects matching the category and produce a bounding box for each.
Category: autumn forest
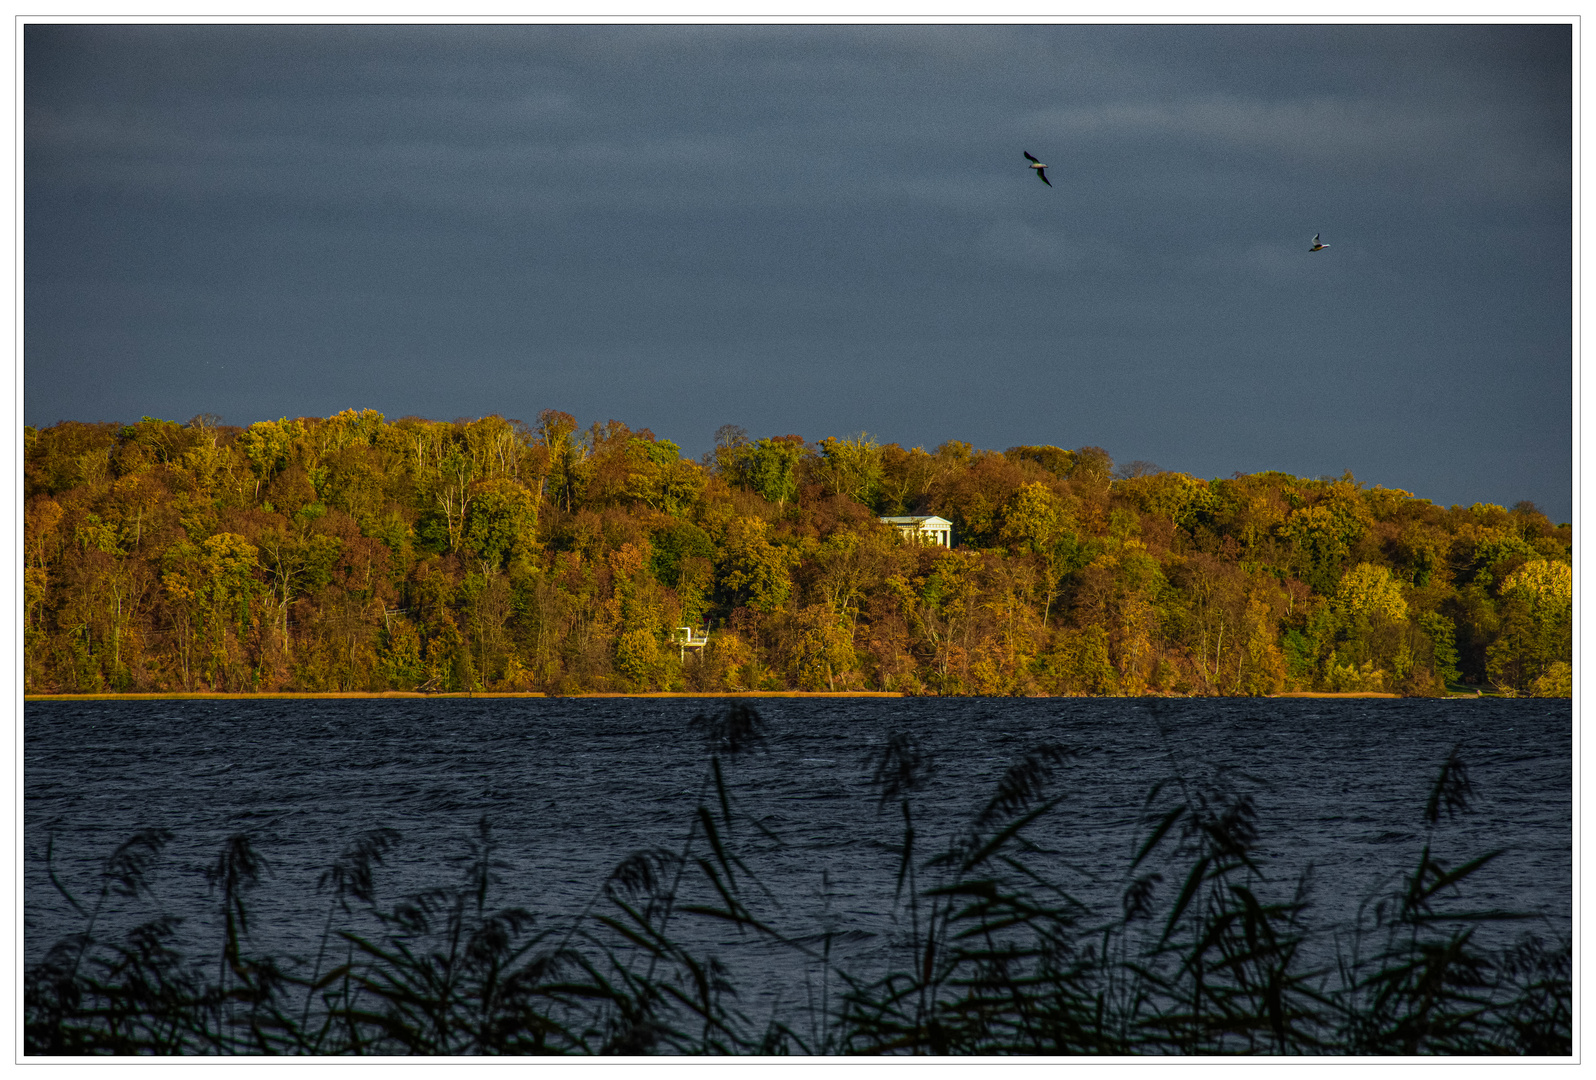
[23,410,1573,697]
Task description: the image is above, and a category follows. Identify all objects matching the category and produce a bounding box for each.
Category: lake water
[25,696,1571,1017]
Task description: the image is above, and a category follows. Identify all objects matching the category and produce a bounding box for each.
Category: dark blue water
[25,697,1571,1010]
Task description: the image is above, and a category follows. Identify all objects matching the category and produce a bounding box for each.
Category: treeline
[23,410,1572,697]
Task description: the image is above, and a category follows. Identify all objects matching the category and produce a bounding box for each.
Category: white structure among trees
[879,515,953,547]
[673,626,709,662]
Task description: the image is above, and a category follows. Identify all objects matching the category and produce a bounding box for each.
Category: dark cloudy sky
[24,23,1573,518]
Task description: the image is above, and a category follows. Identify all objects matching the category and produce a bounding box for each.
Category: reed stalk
[25,705,1570,1056]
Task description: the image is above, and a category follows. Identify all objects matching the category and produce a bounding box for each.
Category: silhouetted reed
[26,706,1569,1056]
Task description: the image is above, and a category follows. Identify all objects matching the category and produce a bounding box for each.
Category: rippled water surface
[26,697,1571,1004]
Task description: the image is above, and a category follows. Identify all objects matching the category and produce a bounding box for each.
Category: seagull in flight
[1309,233,1329,252]
[1023,151,1051,187]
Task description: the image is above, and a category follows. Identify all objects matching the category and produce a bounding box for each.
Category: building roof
[879,515,952,526]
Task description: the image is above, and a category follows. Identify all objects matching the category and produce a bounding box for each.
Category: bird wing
[1024,151,1040,163]
[1312,234,1320,244]
[1036,167,1051,186]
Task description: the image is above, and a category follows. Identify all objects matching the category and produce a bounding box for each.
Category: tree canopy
[23,410,1571,697]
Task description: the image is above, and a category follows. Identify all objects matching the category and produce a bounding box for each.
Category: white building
[880,515,953,547]
[673,626,709,662]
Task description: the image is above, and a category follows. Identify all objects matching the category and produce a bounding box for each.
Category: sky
[23,23,1574,519]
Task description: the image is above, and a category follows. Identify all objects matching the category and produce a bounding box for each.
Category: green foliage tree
[729,437,805,507]
[1487,559,1572,694]
[463,478,539,573]
[717,517,797,614]
[814,433,884,508]
[999,481,1084,624]
[1278,487,1370,595]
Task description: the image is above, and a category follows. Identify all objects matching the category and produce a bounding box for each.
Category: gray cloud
[24,22,1572,518]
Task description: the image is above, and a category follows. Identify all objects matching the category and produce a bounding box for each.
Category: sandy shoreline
[23,690,1465,702]
[23,690,908,701]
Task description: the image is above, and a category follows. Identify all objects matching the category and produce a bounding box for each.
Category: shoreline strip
[21,690,1498,702]
[23,690,908,701]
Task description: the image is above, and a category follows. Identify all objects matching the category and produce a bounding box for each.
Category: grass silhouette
[26,704,1570,1056]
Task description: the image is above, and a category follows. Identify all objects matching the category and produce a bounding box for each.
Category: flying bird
[1309,234,1329,252]
[1023,151,1051,187]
